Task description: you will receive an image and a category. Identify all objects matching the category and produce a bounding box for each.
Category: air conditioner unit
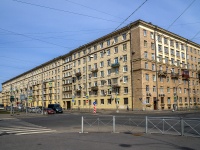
[120,56,123,59]
[103,50,106,53]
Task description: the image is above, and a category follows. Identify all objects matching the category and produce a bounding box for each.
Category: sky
[0,0,200,91]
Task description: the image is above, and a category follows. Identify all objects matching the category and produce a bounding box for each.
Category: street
[0,110,200,150]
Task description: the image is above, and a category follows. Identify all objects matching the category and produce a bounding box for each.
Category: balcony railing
[171,72,179,78]
[112,84,120,88]
[158,70,167,77]
[75,72,81,76]
[111,62,120,68]
[91,68,98,72]
[91,86,98,91]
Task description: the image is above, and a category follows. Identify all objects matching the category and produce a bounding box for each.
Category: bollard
[145,116,148,134]
[113,116,116,133]
[180,117,184,136]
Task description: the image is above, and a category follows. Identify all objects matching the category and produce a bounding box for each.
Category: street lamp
[173,83,182,111]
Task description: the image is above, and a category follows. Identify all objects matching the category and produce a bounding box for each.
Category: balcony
[158,70,167,77]
[112,84,120,88]
[75,72,81,76]
[91,86,98,91]
[111,62,120,68]
[171,73,179,79]
[91,68,98,72]
[76,89,81,92]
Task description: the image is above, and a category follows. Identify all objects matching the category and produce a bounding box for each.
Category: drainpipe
[129,25,134,111]
[154,26,159,110]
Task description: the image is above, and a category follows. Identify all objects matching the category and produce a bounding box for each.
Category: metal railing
[80,116,200,138]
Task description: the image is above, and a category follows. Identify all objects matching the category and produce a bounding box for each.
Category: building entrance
[153,97,158,110]
[67,101,71,110]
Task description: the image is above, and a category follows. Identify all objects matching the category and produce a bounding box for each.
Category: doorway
[67,101,71,110]
[153,97,158,110]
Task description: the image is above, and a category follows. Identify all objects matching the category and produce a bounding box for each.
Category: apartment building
[1,20,200,111]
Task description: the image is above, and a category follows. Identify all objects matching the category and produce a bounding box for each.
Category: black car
[48,104,63,113]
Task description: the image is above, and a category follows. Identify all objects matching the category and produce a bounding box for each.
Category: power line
[167,0,196,30]
[191,30,200,40]
[64,0,124,20]
[114,0,148,31]
[12,0,121,23]
[0,27,69,48]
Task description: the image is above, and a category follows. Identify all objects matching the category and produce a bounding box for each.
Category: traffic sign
[93,101,96,105]
[72,99,75,103]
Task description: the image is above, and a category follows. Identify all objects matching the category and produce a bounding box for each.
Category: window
[124,98,128,104]
[157,34,162,42]
[146,85,149,92]
[158,45,162,52]
[100,42,103,48]
[167,87,170,93]
[143,29,147,36]
[122,33,127,40]
[123,55,127,62]
[100,71,104,77]
[170,40,174,47]
[165,57,169,64]
[114,36,118,43]
[164,47,169,54]
[176,51,180,57]
[107,39,110,46]
[153,75,156,81]
[153,86,156,92]
[146,74,149,81]
[107,59,111,66]
[124,87,128,94]
[152,53,155,60]
[144,51,148,58]
[150,32,154,39]
[151,43,155,50]
[115,68,119,74]
[93,72,97,78]
[164,37,168,44]
[107,69,111,75]
[107,49,110,55]
[100,99,104,104]
[94,54,97,60]
[145,62,148,69]
[100,61,104,67]
[107,99,112,104]
[176,42,179,48]
[94,45,97,50]
[100,52,104,58]
[167,97,171,104]
[144,40,147,47]
[171,49,175,55]
[152,64,155,71]
[108,79,111,85]
[114,47,118,53]
[181,52,185,58]
[123,76,128,83]
[114,57,118,63]
[123,65,128,72]
[123,43,127,51]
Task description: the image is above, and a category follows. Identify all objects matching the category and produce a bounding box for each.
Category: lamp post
[174,83,182,111]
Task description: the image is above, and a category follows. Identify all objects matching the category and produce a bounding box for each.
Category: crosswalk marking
[0,118,56,136]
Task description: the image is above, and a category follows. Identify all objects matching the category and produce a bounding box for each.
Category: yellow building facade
[1,20,200,111]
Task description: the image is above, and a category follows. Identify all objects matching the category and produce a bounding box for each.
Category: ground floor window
[124,98,128,104]
[167,97,171,104]
[107,99,111,104]
[146,97,150,103]
[101,99,104,105]
[78,100,81,106]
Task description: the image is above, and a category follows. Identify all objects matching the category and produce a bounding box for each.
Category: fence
[80,116,200,138]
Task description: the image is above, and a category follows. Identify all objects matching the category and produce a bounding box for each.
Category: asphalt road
[0,110,200,150]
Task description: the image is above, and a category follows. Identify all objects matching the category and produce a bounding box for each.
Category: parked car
[48,104,63,113]
[0,104,4,110]
[28,107,41,113]
[44,108,55,114]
